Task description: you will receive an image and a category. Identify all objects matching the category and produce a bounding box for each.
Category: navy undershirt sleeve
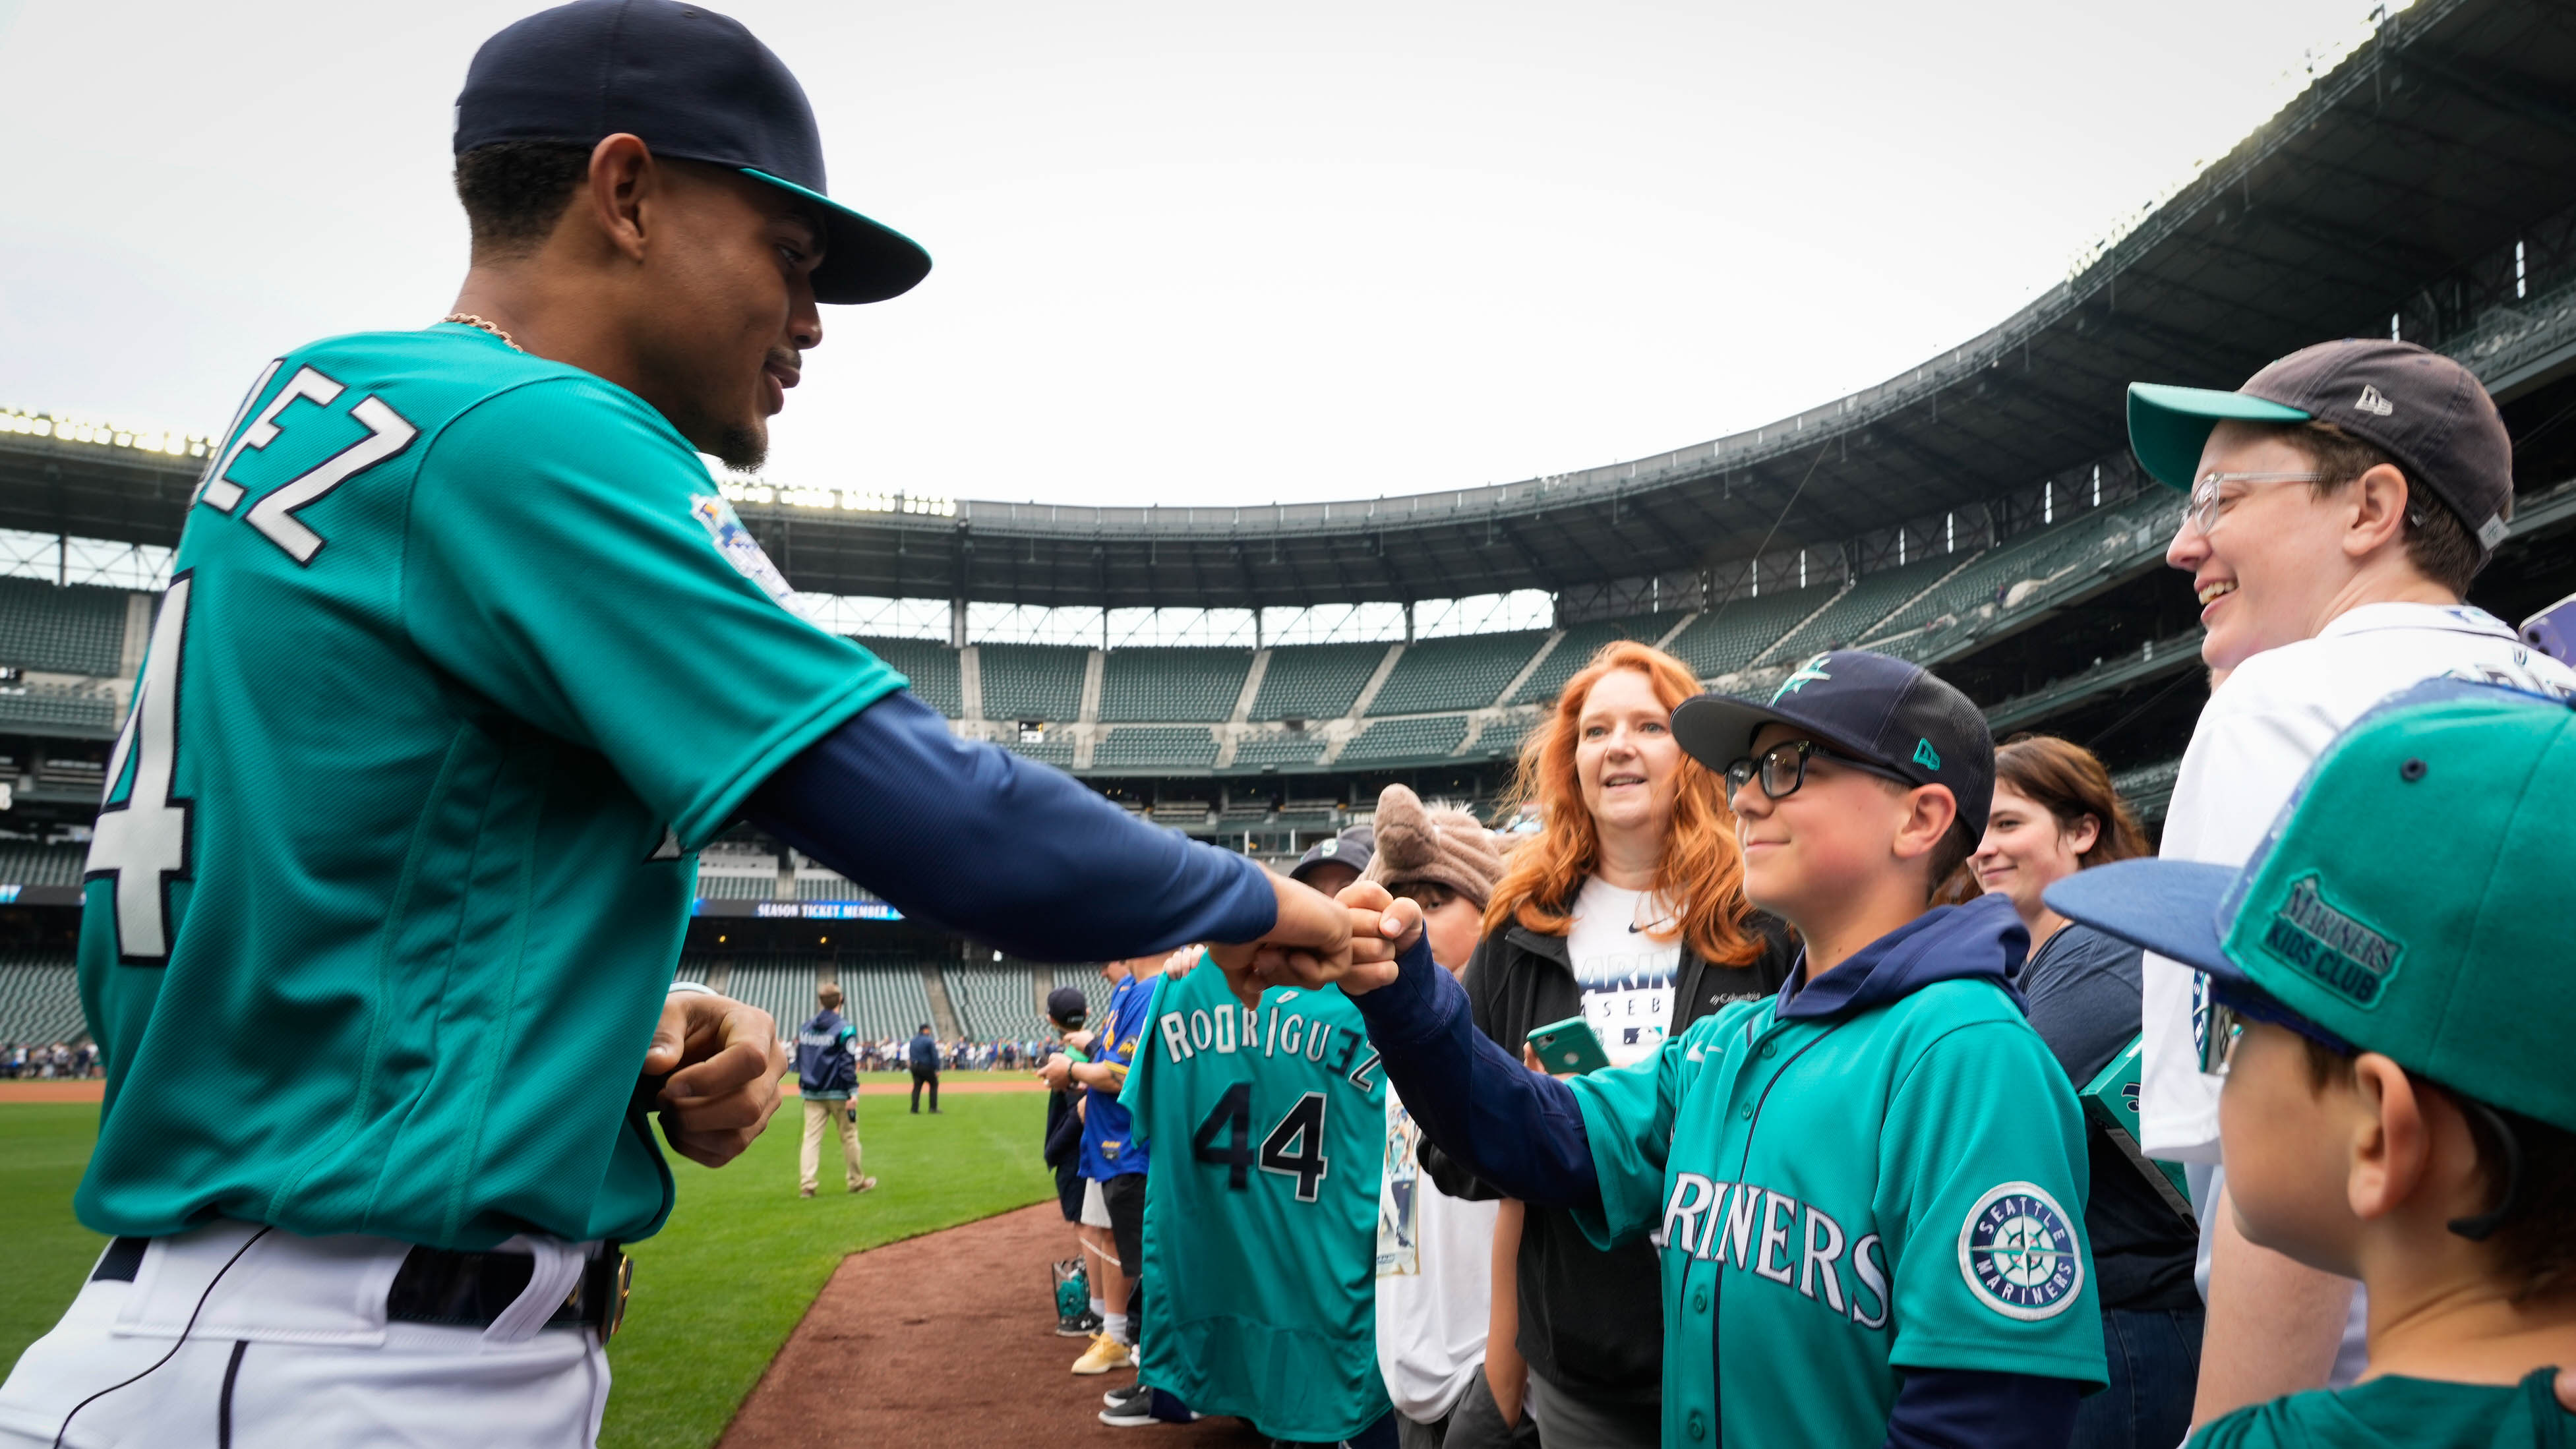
[744,690,1276,961]
[1882,1368,2081,1449]
[1348,933,1598,1208]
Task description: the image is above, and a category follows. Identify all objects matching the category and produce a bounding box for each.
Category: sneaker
[798,1187,815,1198]
[849,1176,878,1194]
[1070,1334,1135,1375]
[1056,1307,1102,1338]
[1098,1384,1156,1427]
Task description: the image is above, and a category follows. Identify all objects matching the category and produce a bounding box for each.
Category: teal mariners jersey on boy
[77,324,907,1249]
[1565,893,2106,1447]
[1122,960,1391,1442]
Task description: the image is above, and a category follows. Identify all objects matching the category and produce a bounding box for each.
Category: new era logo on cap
[2354,384,2393,417]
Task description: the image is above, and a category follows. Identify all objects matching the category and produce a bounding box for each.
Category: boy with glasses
[1254,650,2109,1446]
[2046,679,2576,1446]
[2124,339,2576,1424]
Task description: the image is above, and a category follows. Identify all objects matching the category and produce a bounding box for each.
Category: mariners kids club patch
[690,493,797,607]
[2261,873,2400,1008]
[1957,1183,2083,1321]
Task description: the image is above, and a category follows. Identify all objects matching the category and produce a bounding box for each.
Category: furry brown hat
[1362,784,1505,910]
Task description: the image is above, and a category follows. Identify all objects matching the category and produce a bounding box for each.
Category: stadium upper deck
[2,0,2574,830]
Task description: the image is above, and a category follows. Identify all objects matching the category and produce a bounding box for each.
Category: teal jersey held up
[78,325,906,1249]
[1568,980,2107,1448]
[1122,962,1391,1442]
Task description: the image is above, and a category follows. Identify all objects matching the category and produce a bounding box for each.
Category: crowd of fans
[1,1041,96,1079]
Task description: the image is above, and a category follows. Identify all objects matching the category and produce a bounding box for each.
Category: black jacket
[1423,906,1795,1403]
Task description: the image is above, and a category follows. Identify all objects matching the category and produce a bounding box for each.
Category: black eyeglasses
[1723,738,1913,800]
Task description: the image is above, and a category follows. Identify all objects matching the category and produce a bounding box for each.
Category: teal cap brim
[2125,382,2311,491]
[742,168,932,306]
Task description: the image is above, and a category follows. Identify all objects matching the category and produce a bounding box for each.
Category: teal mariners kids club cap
[2126,338,2515,556]
[2044,678,2576,1137]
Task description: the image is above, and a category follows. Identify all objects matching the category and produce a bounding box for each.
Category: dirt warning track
[719,1202,1271,1449]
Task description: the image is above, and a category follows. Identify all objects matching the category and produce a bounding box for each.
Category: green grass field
[0,1092,1052,1449]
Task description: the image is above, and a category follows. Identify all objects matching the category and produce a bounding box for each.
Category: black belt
[386,1244,632,1340]
[93,1236,634,1342]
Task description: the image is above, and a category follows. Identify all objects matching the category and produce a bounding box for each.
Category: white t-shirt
[1567,876,1684,1067]
[1375,1089,1500,1424]
[2140,602,2573,1386]
[2138,603,2576,1158]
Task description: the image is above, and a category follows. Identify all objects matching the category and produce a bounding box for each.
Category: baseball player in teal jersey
[1121,956,1393,1444]
[1244,651,2106,1448]
[0,5,1345,1445]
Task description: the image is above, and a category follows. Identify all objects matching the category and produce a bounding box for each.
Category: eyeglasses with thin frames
[2184,471,2326,535]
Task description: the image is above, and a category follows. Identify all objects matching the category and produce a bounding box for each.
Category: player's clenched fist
[644,989,790,1169]
[1206,868,1356,1008]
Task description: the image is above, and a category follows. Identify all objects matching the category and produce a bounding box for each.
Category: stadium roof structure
[7,0,2576,612]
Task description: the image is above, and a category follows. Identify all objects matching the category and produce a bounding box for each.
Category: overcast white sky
[0,0,2395,509]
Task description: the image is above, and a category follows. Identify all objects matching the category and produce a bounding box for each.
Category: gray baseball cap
[2127,338,2513,555]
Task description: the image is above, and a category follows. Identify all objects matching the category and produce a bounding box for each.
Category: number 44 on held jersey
[1121,959,1391,1444]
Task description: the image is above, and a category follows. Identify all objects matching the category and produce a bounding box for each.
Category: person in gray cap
[1289,825,1377,901]
[2122,338,2576,1427]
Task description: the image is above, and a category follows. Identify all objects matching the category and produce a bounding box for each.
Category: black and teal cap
[2047,678,2576,1134]
[1671,649,1996,837]
[456,0,931,305]
[2126,339,2513,556]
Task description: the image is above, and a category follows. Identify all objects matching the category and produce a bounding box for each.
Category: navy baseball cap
[1671,649,1996,837]
[2126,339,2513,556]
[455,0,931,305]
[1290,826,1375,886]
[1045,986,1088,1028]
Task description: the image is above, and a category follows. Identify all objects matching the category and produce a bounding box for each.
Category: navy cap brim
[744,168,931,305]
[2043,859,2250,986]
[1671,690,1892,778]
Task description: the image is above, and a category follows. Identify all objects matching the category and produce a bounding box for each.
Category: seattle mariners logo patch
[690,493,797,607]
[1957,1183,2083,1320]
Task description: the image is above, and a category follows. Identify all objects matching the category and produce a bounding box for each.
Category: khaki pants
[800,1096,865,1193]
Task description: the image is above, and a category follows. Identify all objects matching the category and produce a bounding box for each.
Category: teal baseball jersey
[77,324,906,1249]
[1568,981,2107,1448]
[1122,962,1391,1441]
[2188,1372,2576,1448]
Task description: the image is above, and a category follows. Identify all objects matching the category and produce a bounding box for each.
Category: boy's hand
[1209,869,1354,1007]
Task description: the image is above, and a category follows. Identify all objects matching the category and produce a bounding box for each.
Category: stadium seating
[1067,969,1117,1023]
[1509,615,1687,705]
[1663,585,1836,680]
[1867,492,2180,652]
[1367,632,1547,715]
[1249,642,1387,721]
[796,870,869,901]
[695,957,937,1042]
[944,964,1043,1038]
[1338,715,1470,764]
[0,954,81,1044]
[853,636,963,717]
[2111,757,2182,825]
[1094,726,1220,769]
[0,578,129,678]
[1099,647,1252,723]
[0,841,83,888]
[1472,714,1537,761]
[1003,734,1076,766]
[1760,554,1958,663]
[695,872,779,901]
[977,643,1088,722]
[0,688,119,734]
[1232,730,1327,769]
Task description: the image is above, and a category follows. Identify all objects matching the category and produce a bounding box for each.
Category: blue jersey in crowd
[1081,970,1156,1180]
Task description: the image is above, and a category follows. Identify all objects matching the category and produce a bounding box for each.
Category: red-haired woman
[1426,639,1793,1447]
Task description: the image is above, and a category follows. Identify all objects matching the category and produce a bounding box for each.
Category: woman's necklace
[441,312,522,352]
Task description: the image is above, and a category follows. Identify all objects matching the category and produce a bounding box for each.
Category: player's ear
[584,133,656,264]
[2346,1052,2430,1222]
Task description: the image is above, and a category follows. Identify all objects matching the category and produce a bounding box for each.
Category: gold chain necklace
[441,312,522,352]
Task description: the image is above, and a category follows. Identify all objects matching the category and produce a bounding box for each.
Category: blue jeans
[2070,1306,2203,1449]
